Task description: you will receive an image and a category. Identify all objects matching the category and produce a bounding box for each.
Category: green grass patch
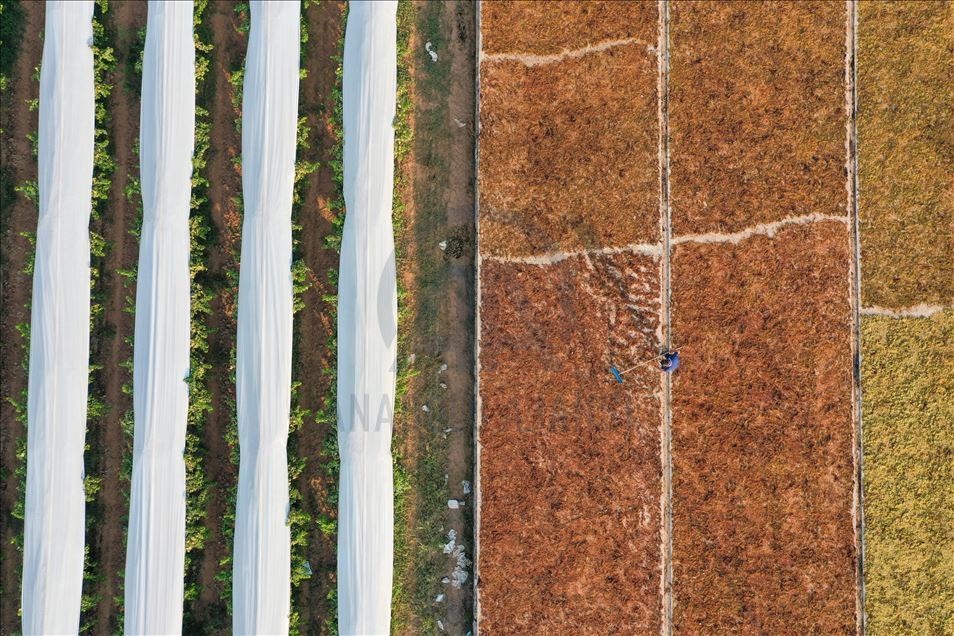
[862,310,953,634]
[0,0,25,81]
[390,1,465,633]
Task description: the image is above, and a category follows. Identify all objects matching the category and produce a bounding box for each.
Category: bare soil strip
[484,244,661,266]
[292,1,346,631]
[845,2,866,631]
[88,2,147,631]
[0,2,43,630]
[656,1,673,634]
[186,2,247,629]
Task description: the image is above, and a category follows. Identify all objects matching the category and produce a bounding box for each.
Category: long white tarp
[21,2,94,633]
[337,2,399,634]
[124,1,195,632]
[232,2,300,633]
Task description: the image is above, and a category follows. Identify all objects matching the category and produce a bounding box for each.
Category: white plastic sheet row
[21,2,94,633]
[24,0,401,632]
[124,1,195,633]
[232,2,299,633]
[337,2,399,634]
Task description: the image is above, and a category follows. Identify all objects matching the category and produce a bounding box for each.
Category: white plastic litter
[442,529,457,554]
[124,2,195,633]
[450,544,471,589]
[425,40,438,62]
[21,3,94,633]
[232,2,299,633]
[337,2,398,634]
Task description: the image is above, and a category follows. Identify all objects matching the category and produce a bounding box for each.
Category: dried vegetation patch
[670,223,857,634]
[478,254,661,633]
[861,311,954,635]
[479,45,658,257]
[857,0,954,308]
[481,0,656,56]
[669,0,846,234]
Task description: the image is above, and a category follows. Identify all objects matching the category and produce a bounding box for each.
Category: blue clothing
[660,351,680,373]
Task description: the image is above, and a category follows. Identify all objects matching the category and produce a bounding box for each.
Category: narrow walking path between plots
[656,1,674,634]
[480,36,653,67]
[479,212,850,267]
[845,1,866,630]
[861,304,949,318]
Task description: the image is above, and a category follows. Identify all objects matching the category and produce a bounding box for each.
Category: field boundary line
[480,36,653,67]
[861,304,948,318]
[480,213,849,267]
[472,1,484,633]
[658,1,673,635]
[671,213,849,247]
[846,1,867,633]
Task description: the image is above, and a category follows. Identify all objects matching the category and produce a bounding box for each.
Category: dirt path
[393,2,476,633]
[427,3,477,631]
[0,2,44,631]
[84,3,147,632]
[293,2,347,631]
[189,2,246,629]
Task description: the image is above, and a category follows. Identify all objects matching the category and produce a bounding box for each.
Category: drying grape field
[1,0,949,634]
[476,1,951,634]
[857,2,953,634]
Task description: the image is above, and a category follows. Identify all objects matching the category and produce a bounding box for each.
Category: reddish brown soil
[479,40,658,257]
[0,1,43,631]
[670,223,857,634]
[293,1,347,630]
[481,1,656,56]
[86,3,148,632]
[669,1,846,234]
[478,254,662,634]
[188,2,246,627]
